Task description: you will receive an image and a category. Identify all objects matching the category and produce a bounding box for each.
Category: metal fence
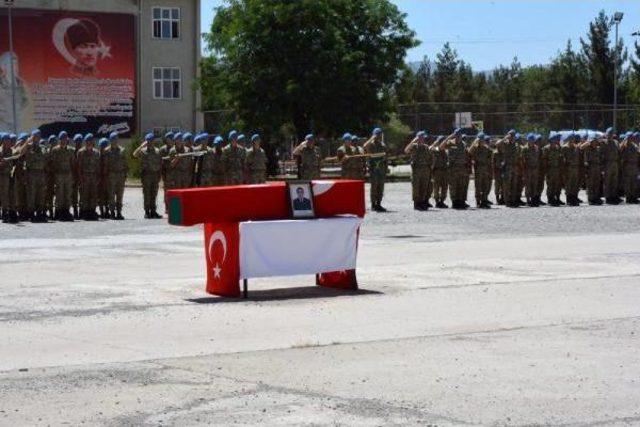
[396,102,640,134]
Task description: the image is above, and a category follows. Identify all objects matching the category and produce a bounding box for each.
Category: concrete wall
[139,0,202,133]
[0,0,202,135]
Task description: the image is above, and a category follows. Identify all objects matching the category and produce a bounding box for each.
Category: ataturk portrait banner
[0,8,135,136]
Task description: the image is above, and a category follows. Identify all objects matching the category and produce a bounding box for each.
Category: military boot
[413,201,421,211]
[144,209,150,219]
[115,209,124,220]
[73,206,79,220]
[152,210,162,219]
[109,209,116,220]
[1,209,7,223]
[9,210,19,223]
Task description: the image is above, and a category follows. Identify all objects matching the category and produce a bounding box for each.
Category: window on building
[153,67,181,99]
[152,7,180,39]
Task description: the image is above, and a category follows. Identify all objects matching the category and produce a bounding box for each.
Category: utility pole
[5,0,17,133]
[612,12,624,132]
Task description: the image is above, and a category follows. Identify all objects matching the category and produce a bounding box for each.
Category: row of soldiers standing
[135,130,268,218]
[0,130,128,223]
[404,127,640,210]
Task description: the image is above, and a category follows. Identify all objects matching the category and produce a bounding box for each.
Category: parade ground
[1,182,640,426]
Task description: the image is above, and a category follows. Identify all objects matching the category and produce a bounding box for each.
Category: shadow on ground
[185,286,382,303]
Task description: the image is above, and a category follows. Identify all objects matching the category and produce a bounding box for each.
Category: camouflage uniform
[365,141,387,209]
[0,145,14,221]
[492,145,504,204]
[446,139,470,208]
[582,143,603,204]
[561,144,582,205]
[23,143,48,218]
[102,145,128,217]
[77,146,101,218]
[542,144,562,205]
[45,144,56,217]
[520,144,540,205]
[407,142,433,208]
[431,146,448,207]
[500,141,520,207]
[139,146,163,215]
[245,147,267,184]
[49,144,76,218]
[13,154,27,218]
[337,144,365,180]
[222,145,246,185]
[469,142,492,207]
[620,140,639,203]
[601,139,620,203]
[297,145,321,181]
[199,148,226,186]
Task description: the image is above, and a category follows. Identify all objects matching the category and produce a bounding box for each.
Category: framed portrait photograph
[287,181,316,219]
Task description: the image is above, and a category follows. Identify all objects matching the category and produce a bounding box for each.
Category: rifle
[161,151,206,161]
[323,153,387,162]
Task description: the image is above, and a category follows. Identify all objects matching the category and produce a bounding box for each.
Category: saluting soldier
[497,129,520,208]
[71,134,83,219]
[245,134,267,184]
[98,137,110,218]
[49,131,76,221]
[102,132,128,220]
[293,133,321,181]
[133,132,163,219]
[521,133,541,207]
[620,131,639,204]
[363,127,388,212]
[534,135,547,206]
[601,127,621,204]
[0,133,17,223]
[47,135,60,219]
[168,132,193,189]
[77,134,101,220]
[13,133,28,220]
[542,133,563,206]
[20,130,49,222]
[182,132,196,187]
[404,131,433,210]
[443,128,470,210]
[561,133,582,206]
[579,135,603,205]
[468,132,493,208]
[159,132,175,213]
[431,136,448,208]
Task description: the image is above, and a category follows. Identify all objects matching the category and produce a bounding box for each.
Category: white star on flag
[213,263,222,279]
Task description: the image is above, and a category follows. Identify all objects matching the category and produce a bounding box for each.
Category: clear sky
[200,0,640,70]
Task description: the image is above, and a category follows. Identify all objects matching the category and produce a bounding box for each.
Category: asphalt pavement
[1,182,639,426]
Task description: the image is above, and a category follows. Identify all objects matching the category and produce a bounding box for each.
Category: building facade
[0,0,202,136]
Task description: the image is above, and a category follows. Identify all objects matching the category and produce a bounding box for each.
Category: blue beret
[144,133,155,141]
[58,131,68,139]
[453,128,462,135]
[84,133,94,142]
[183,132,193,141]
[251,134,260,142]
[18,132,28,141]
[164,132,174,140]
[228,130,238,140]
[193,134,203,144]
[109,131,118,140]
[484,134,491,141]
[174,132,183,141]
[47,135,57,143]
[508,129,516,135]
[214,136,224,145]
[31,129,41,137]
[342,132,351,141]
[199,132,209,140]
[98,138,109,147]
[526,133,535,141]
[237,133,246,141]
[9,133,16,140]
[0,132,8,140]
[351,135,358,141]
[372,127,382,135]
[535,134,542,141]
[416,131,426,138]
[605,127,614,135]
[73,134,83,142]
[305,133,314,141]
[477,132,485,139]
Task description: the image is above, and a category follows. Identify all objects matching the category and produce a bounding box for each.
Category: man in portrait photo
[293,186,312,211]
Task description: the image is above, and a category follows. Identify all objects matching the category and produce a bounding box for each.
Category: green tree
[580,10,627,105]
[433,42,459,103]
[203,0,418,138]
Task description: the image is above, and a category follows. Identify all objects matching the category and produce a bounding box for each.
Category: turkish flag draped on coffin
[204,222,241,297]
